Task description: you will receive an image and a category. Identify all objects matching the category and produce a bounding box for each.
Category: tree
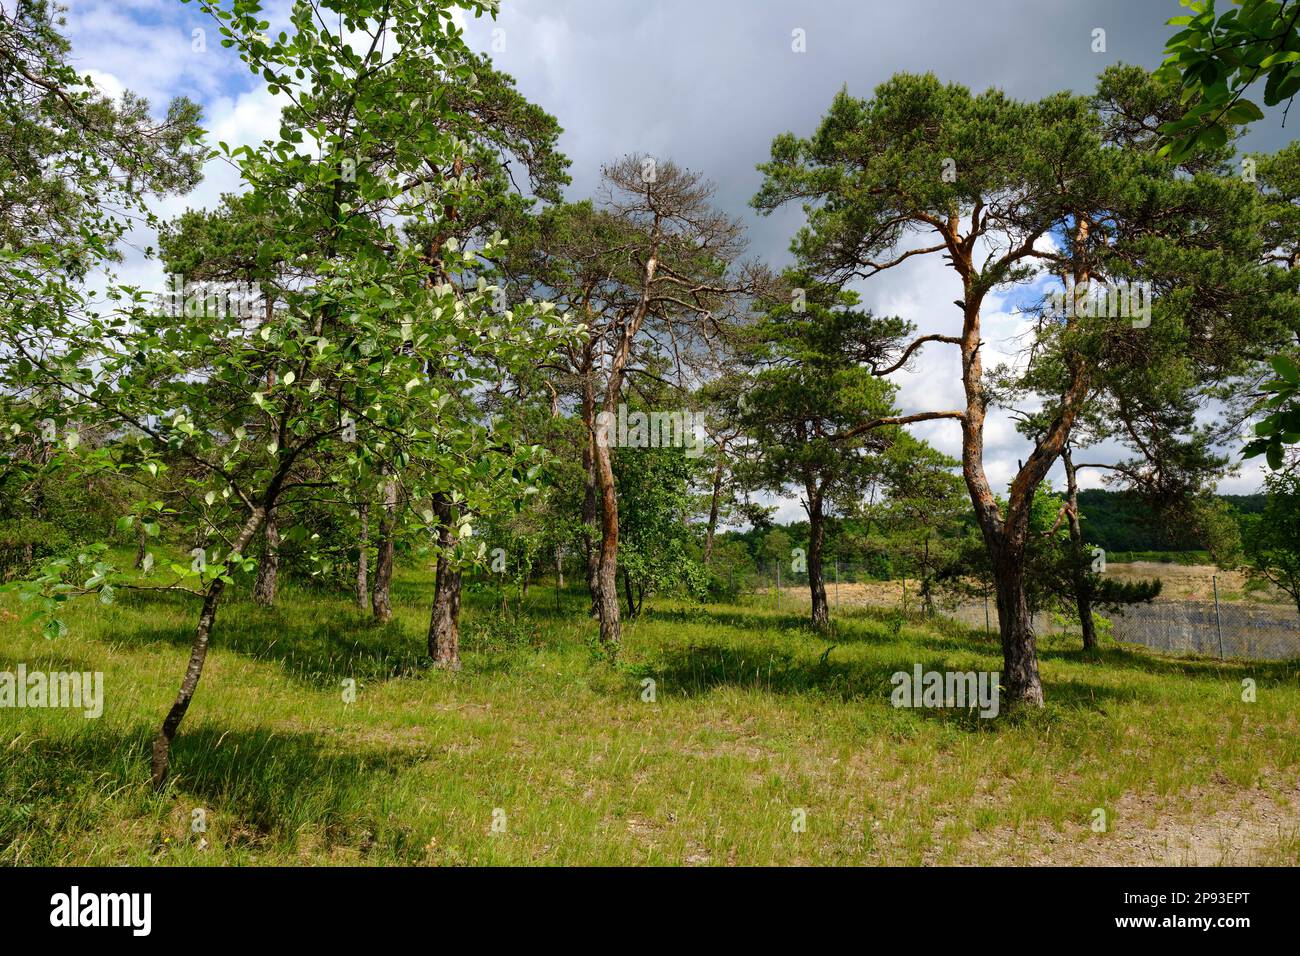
[696,411,745,567]
[613,439,704,616]
[0,0,203,287]
[157,192,295,605]
[754,70,1282,704]
[0,0,201,623]
[1017,353,1231,649]
[506,156,764,654]
[391,43,570,643]
[723,280,912,627]
[872,436,967,618]
[1158,7,1300,472]
[1243,468,1300,614]
[1,0,570,786]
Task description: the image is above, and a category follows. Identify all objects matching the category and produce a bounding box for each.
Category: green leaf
[1271,353,1300,385]
[1222,99,1265,124]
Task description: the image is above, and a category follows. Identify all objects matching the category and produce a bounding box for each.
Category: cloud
[81,68,126,102]
[101,81,291,307]
[60,0,1269,506]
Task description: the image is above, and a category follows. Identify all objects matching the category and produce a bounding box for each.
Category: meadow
[3,555,1297,866]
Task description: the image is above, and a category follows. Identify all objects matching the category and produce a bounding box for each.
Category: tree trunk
[1062,447,1097,651]
[355,500,369,611]
[958,276,1073,707]
[151,505,267,788]
[703,445,725,564]
[372,475,397,623]
[922,533,934,617]
[623,567,636,618]
[581,363,602,617]
[133,523,147,570]
[428,560,462,669]
[555,547,565,589]
[253,507,279,607]
[589,243,658,653]
[592,426,622,652]
[806,489,829,628]
[991,543,1045,706]
[428,494,462,669]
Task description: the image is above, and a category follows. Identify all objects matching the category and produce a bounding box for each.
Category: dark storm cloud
[463,0,1290,266]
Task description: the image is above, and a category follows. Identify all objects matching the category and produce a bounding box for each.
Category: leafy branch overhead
[1157,0,1300,159]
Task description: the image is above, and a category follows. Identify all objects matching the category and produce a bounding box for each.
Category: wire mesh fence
[733,559,1300,662]
[1105,600,1300,661]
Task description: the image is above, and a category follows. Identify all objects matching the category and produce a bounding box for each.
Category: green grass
[2,553,1298,866]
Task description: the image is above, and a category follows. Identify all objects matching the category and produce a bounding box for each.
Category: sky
[55,0,1296,522]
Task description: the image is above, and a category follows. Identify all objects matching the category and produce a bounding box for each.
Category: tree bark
[428,493,462,668]
[133,523,147,570]
[703,445,725,565]
[623,566,636,618]
[921,533,934,617]
[990,539,1045,705]
[371,474,397,623]
[592,426,622,650]
[957,263,1082,705]
[355,499,369,611]
[580,354,602,617]
[591,251,659,652]
[428,560,462,668]
[252,506,279,607]
[1063,447,1098,651]
[805,481,829,628]
[151,505,267,788]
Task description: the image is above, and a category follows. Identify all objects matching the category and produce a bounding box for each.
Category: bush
[0,520,73,581]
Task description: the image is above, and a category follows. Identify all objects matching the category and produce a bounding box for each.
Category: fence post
[1212,575,1225,658]
[835,558,840,609]
[775,560,781,610]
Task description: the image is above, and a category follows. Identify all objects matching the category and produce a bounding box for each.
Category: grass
[2,552,1299,866]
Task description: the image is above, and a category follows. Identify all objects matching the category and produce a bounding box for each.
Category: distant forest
[726,490,1266,566]
[1076,490,1265,552]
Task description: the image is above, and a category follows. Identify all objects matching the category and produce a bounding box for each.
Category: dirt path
[955,779,1300,866]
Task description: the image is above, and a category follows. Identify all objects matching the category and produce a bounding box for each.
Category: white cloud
[81,68,125,102]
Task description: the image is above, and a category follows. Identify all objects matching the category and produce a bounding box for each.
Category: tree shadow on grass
[1040,644,1300,685]
[167,723,429,851]
[3,720,430,861]
[96,583,593,688]
[637,605,841,638]
[0,647,103,674]
[634,603,1005,656]
[103,597,430,690]
[632,642,1136,725]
